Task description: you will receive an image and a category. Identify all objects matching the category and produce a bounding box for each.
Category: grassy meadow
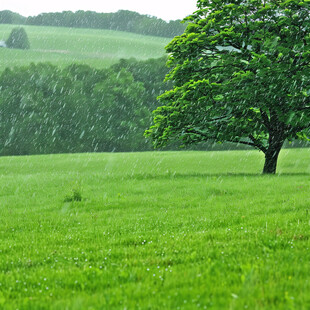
[0,24,170,71]
[0,149,309,309]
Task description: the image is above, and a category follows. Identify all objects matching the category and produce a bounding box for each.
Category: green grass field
[0,149,309,309]
[0,24,170,71]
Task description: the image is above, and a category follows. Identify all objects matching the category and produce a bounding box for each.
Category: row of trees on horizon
[0,10,187,38]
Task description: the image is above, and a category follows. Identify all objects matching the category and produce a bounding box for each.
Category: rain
[0,1,309,309]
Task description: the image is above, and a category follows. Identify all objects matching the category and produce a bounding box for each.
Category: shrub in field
[64,188,82,202]
[6,27,30,49]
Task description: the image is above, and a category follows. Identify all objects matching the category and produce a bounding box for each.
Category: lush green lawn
[0,24,170,71]
[0,149,309,309]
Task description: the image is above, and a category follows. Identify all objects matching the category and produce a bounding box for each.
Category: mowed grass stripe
[0,149,309,309]
[0,24,170,71]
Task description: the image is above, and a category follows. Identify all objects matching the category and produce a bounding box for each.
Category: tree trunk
[263,147,281,174]
[262,134,284,174]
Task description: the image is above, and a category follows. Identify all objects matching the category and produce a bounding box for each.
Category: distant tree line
[0,58,171,155]
[0,10,26,25]
[0,10,186,38]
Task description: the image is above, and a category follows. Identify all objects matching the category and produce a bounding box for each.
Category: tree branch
[249,134,267,153]
[185,128,267,152]
[296,106,310,111]
[259,109,271,130]
[226,139,259,148]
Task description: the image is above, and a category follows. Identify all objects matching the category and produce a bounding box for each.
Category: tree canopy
[146,0,310,174]
[0,58,170,155]
[0,10,25,24]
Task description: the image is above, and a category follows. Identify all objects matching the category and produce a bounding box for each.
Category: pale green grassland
[0,24,170,71]
[0,149,309,309]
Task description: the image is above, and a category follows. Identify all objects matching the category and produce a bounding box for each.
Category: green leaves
[0,57,171,155]
[147,0,310,167]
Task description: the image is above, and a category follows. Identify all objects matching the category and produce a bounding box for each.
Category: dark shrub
[6,27,30,49]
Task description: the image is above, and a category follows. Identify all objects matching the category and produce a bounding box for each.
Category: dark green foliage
[0,9,186,38]
[0,58,169,155]
[21,10,186,38]
[6,27,30,49]
[0,10,26,24]
[111,57,171,111]
[146,0,310,174]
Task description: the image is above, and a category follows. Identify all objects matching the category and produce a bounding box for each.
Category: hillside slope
[0,24,170,71]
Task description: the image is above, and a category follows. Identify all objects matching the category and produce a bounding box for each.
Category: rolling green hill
[0,149,309,309]
[0,24,170,71]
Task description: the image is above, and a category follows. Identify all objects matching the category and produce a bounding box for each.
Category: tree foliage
[0,10,25,24]
[0,10,186,38]
[146,0,310,174]
[0,58,170,155]
[6,27,30,49]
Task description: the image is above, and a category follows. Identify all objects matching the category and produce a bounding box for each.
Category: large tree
[146,0,310,174]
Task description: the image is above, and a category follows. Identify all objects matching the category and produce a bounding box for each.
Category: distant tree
[111,57,171,110]
[0,10,26,24]
[6,27,30,49]
[92,69,149,151]
[0,10,13,24]
[146,0,310,174]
